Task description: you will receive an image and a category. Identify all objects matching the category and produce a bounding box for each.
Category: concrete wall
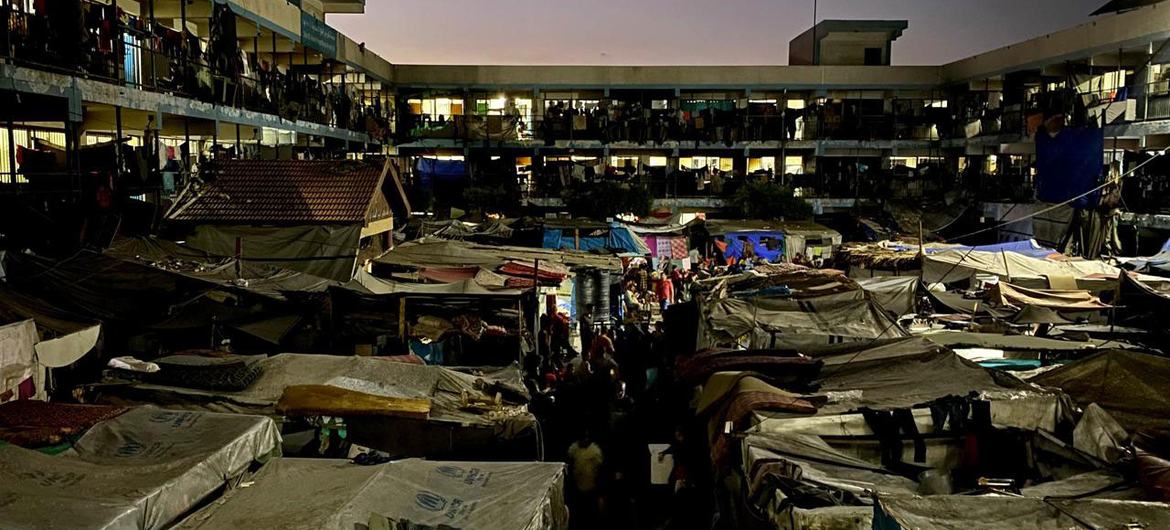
[390,65,944,89]
[819,32,891,66]
[944,2,1170,81]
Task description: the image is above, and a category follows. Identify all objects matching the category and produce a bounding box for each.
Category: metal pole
[532,258,541,360]
[5,116,15,185]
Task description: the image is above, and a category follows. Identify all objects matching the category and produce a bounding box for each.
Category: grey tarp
[921,331,1132,353]
[0,406,279,530]
[1029,349,1170,432]
[377,238,624,272]
[856,276,919,316]
[922,251,1123,286]
[874,495,1170,530]
[344,270,525,297]
[186,224,363,283]
[106,237,338,300]
[701,290,907,350]
[98,353,530,429]
[178,458,566,530]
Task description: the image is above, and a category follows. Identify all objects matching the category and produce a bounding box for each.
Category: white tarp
[98,354,530,428]
[34,324,101,368]
[178,458,566,530]
[0,406,279,530]
[874,495,1170,530]
[0,320,36,399]
[923,251,1120,286]
[856,276,919,316]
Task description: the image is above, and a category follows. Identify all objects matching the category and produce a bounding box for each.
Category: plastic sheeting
[701,290,907,350]
[922,251,1122,287]
[542,223,651,255]
[0,320,36,399]
[857,276,919,316]
[1035,126,1105,208]
[178,458,566,530]
[345,270,524,297]
[1030,349,1170,432]
[0,406,279,530]
[874,495,1170,530]
[97,353,531,429]
[924,240,1058,259]
[377,238,624,272]
[721,231,786,262]
[186,224,362,283]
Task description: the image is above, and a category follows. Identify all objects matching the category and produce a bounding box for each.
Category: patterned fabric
[0,401,129,446]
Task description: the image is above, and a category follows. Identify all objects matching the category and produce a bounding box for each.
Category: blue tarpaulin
[542,223,651,254]
[415,158,467,187]
[1036,127,1104,208]
[926,240,1057,259]
[722,232,785,262]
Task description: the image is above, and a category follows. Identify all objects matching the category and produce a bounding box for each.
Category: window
[784,156,804,175]
[748,157,776,172]
[648,156,669,167]
[407,98,463,120]
[864,47,883,66]
[683,157,732,172]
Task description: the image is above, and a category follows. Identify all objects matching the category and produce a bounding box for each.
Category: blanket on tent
[0,406,279,530]
[701,290,907,350]
[275,384,431,419]
[990,282,1110,310]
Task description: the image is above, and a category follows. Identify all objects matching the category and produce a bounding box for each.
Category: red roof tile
[169,160,385,224]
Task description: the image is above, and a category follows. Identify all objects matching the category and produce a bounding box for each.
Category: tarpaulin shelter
[105,236,339,301]
[924,239,1059,259]
[95,354,536,458]
[0,406,279,530]
[541,221,651,255]
[737,338,1074,530]
[857,276,920,316]
[1030,349,1170,432]
[177,458,566,530]
[167,159,396,282]
[922,250,1145,291]
[699,286,907,350]
[873,494,1170,530]
[376,238,623,272]
[704,220,842,264]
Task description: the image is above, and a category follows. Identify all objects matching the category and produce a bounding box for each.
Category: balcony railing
[0,1,390,140]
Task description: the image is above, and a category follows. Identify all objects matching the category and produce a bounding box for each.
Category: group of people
[523,303,711,529]
[622,261,706,316]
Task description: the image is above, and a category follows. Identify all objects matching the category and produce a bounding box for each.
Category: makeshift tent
[925,240,1058,259]
[874,495,1170,530]
[95,354,535,457]
[345,270,525,297]
[704,220,842,263]
[542,223,651,255]
[0,406,279,530]
[185,224,363,283]
[922,251,1129,289]
[721,231,787,262]
[1030,349,1170,432]
[1116,272,1170,331]
[857,276,919,316]
[377,238,623,272]
[989,282,1110,310]
[106,236,339,300]
[700,288,908,350]
[178,458,565,530]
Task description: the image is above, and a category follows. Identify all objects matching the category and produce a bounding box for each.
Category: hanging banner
[301,12,338,58]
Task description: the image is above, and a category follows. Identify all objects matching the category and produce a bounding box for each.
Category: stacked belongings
[176,458,567,530]
[0,403,280,530]
[92,353,536,459]
[703,336,1166,530]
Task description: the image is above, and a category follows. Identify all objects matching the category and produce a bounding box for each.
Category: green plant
[561,181,653,219]
[729,179,813,219]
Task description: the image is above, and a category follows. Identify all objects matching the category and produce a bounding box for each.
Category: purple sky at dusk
[329,0,1107,66]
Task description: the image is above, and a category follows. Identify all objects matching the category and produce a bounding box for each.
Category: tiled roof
[169,160,385,224]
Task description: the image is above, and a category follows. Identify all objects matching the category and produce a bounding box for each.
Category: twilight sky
[329,0,1107,66]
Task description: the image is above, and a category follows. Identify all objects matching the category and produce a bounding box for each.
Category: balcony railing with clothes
[398,105,951,145]
[0,1,391,141]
